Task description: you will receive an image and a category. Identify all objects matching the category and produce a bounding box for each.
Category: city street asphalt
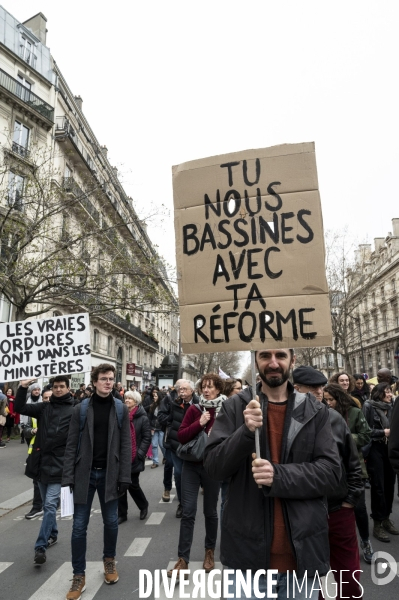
[1,438,399,599]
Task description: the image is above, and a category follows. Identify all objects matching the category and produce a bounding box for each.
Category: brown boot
[103,557,119,584]
[373,520,390,542]
[203,548,215,572]
[66,575,86,600]
[167,557,189,580]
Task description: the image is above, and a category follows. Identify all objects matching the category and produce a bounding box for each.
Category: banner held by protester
[0,313,91,382]
[173,142,332,352]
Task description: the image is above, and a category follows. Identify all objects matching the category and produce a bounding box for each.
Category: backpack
[76,396,124,457]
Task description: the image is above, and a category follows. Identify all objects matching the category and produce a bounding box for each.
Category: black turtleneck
[92,393,113,468]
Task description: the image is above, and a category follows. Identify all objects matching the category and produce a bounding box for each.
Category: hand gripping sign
[173,142,332,353]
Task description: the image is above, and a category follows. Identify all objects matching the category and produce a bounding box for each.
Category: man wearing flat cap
[204,348,341,600]
[293,366,364,599]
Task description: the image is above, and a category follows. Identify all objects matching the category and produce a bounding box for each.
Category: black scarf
[369,399,392,429]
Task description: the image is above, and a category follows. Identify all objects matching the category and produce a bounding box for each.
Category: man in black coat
[14,375,75,566]
[293,366,364,597]
[389,398,399,474]
[61,363,131,600]
[204,349,341,599]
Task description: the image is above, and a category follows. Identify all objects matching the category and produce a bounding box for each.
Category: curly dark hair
[328,371,356,393]
[323,383,356,417]
[199,373,225,394]
[371,382,392,403]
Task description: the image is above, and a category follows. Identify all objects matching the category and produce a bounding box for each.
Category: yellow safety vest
[28,418,37,455]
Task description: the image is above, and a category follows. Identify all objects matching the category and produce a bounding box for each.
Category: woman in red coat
[167,373,226,579]
[4,387,18,442]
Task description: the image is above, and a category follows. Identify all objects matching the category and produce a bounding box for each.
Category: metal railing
[0,68,53,121]
[11,141,30,159]
[62,177,101,225]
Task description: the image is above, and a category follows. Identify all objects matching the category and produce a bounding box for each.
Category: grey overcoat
[62,398,132,504]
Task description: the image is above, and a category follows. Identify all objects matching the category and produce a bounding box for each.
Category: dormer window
[20,37,37,67]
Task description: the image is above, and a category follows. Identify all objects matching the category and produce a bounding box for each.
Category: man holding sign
[203,348,341,599]
[14,375,75,566]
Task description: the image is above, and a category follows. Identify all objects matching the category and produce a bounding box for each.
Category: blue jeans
[223,570,320,600]
[171,451,184,503]
[151,430,164,465]
[36,482,61,550]
[71,468,118,575]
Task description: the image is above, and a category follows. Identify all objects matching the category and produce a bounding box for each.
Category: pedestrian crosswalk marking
[159,494,175,503]
[27,562,104,600]
[145,512,165,525]
[124,537,151,556]
[0,562,13,574]
[0,489,33,510]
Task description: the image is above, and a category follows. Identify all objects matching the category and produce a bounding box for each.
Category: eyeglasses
[98,378,115,382]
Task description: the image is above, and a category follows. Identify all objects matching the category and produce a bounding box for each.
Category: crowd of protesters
[2,354,399,600]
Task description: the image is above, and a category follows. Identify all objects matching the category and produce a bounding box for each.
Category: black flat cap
[292,365,328,386]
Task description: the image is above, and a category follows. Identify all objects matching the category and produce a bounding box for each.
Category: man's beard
[259,367,290,388]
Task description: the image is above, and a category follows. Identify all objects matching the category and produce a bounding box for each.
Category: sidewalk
[0,438,34,517]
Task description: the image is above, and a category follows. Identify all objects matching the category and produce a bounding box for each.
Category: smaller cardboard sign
[0,313,91,382]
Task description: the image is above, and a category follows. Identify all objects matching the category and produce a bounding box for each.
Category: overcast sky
[12,0,399,272]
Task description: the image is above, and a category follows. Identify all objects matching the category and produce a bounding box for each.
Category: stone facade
[346,218,399,378]
[0,8,178,390]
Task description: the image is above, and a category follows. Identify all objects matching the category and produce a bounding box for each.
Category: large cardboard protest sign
[173,142,332,352]
[0,313,91,382]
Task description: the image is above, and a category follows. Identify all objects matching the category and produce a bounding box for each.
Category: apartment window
[381,285,385,300]
[8,171,24,210]
[137,349,140,364]
[382,311,388,331]
[107,336,113,356]
[128,345,133,362]
[12,121,30,157]
[365,318,370,334]
[373,317,378,335]
[144,352,147,367]
[64,164,72,179]
[372,292,376,305]
[20,37,35,65]
[392,278,396,294]
[16,74,32,102]
[0,295,12,323]
[394,305,399,328]
[387,348,392,367]
[150,354,153,367]
[93,329,99,351]
[377,350,381,368]
[368,353,373,370]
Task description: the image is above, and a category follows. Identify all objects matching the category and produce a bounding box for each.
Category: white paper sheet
[60,487,74,517]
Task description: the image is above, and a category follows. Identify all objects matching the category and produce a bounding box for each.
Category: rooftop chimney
[392,218,399,237]
[100,145,108,158]
[22,12,47,45]
[355,243,372,264]
[374,237,385,252]
[74,96,83,111]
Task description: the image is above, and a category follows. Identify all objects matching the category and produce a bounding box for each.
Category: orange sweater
[267,401,297,572]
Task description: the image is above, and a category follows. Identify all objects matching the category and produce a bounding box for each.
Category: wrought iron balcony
[0,68,54,122]
[11,141,30,159]
[62,177,101,225]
